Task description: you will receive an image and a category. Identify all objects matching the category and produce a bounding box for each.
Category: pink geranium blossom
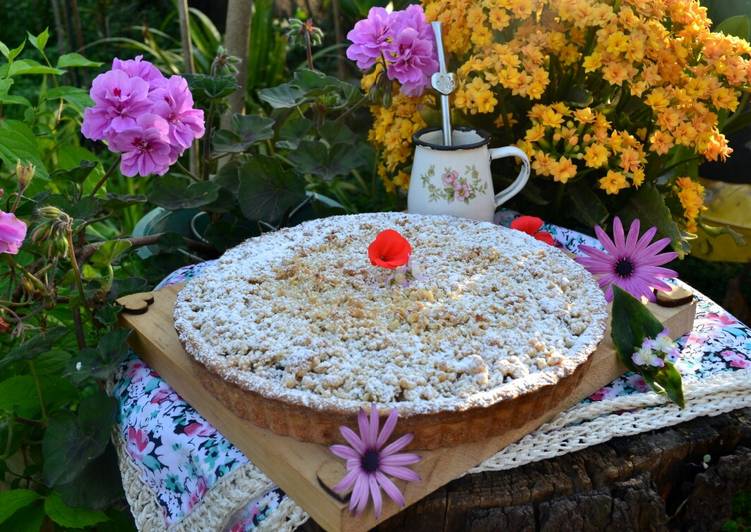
[81,69,152,140]
[346,5,437,96]
[382,23,438,96]
[113,55,165,86]
[151,75,205,154]
[81,56,204,177]
[330,405,420,518]
[108,114,175,177]
[0,211,27,254]
[346,7,393,70]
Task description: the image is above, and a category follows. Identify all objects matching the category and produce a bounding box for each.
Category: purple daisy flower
[576,217,678,302]
[330,405,420,518]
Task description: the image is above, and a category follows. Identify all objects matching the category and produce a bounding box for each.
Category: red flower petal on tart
[368,229,412,269]
[510,215,544,235]
[534,231,555,246]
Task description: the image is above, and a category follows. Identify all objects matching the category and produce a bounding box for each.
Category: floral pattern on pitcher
[420,164,487,204]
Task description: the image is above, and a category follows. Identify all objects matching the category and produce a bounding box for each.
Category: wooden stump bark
[299,408,751,531]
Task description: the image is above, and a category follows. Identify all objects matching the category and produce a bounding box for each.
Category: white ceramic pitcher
[408,127,530,222]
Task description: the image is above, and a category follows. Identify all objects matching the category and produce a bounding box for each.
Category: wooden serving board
[118,285,696,532]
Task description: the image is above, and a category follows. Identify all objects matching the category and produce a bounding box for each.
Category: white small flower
[653,333,674,353]
[75,361,82,371]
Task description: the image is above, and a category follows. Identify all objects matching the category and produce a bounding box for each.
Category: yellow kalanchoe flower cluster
[362,0,749,234]
[518,103,647,192]
[674,177,706,233]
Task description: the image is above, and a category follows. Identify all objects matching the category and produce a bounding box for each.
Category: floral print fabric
[114,216,751,530]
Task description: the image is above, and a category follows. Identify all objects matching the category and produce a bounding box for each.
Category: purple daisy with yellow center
[577,216,678,302]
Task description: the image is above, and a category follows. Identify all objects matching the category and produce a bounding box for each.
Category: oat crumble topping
[174,213,608,415]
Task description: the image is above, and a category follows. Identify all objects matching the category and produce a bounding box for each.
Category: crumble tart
[174,213,608,447]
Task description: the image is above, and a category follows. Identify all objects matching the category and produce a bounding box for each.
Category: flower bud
[16,160,35,191]
[36,205,67,221]
[31,207,71,258]
[0,316,10,334]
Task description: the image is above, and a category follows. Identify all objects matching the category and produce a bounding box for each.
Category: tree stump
[299,409,751,531]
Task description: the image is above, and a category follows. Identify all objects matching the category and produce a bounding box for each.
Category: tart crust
[174,213,608,448]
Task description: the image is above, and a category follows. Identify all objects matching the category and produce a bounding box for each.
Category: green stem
[90,156,120,197]
[202,103,217,180]
[659,156,702,177]
[28,361,47,423]
[4,256,47,294]
[66,227,94,336]
[175,160,201,182]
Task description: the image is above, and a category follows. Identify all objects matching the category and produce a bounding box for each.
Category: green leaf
[56,52,103,69]
[102,193,148,210]
[257,83,306,108]
[69,329,131,382]
[0,376,40,417]
[619,183,688,258]
[148,175,220,210]
[50,159,98,184]
[35,350,72,376]
[1,327,68,369]
[654,364,685,408]
[0,93,31,106]
[212,114,275,154]
[1,500,45,532]
[611,286,664,359]
[716,14,751,40]
[0,40,26,62]
[54,445,124,510]
[45,85,94,112]
[44,492,109,529]
[213,159,242,194]
[0,59,65,77]
[0,78,13,97]
[42,392,117,486]
[566,85,593,108]
[0,490,40,525]
[89,240,133,268]
[0,119,49,179]
[27,28,49,53]
[568,181,609,227]
[185,73,239,103]
[236,155,306,223]
[276,116,313,150]
[286,140,369,181]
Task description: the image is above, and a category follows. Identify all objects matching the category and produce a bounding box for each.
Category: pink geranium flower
[108,114,174,177]
[346,7,393,70]
[346,5,437,96]
[151,75,206,154]
[576,217,678,302]
[81,56,204,177]
[81,69,152,140]
[385,27,439,96]
[0,211,27,255]
[330,405,420,518]
[391,5,434,42]
[112,55,165,86]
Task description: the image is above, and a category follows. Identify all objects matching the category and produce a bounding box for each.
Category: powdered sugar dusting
[174,213,608,416]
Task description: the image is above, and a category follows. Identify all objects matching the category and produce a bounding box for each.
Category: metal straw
[431,22,455,147]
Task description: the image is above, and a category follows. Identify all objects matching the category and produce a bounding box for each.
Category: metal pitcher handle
[488,146,530,207]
